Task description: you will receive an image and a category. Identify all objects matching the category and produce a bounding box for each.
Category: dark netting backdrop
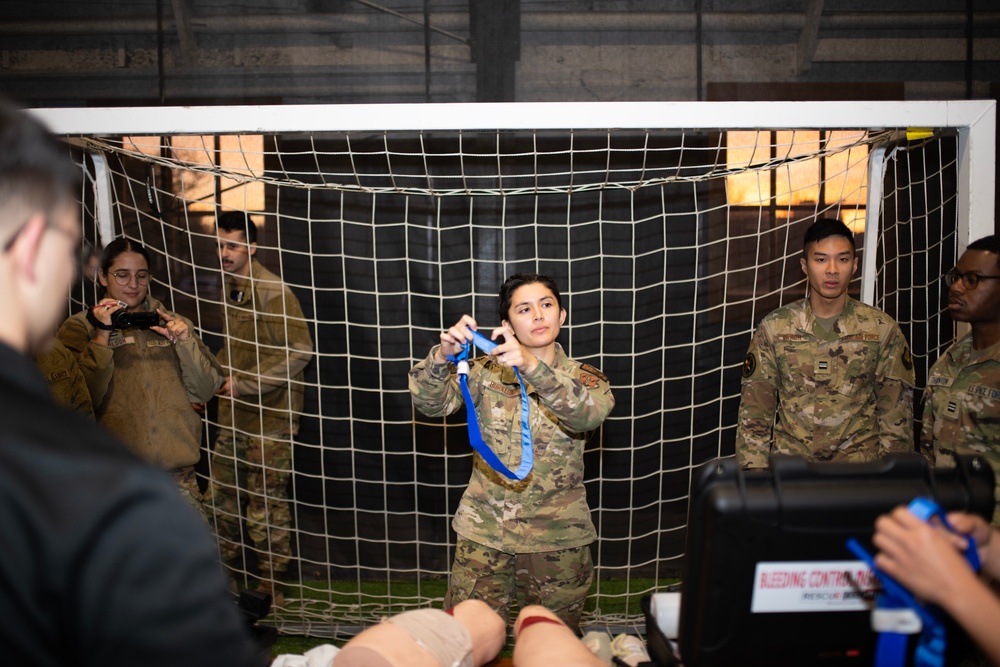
[64,123,958,634]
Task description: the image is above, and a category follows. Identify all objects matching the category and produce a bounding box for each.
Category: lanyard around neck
[447,327,533,481]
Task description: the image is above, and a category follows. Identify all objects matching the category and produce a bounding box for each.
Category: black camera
[111,310,160,329]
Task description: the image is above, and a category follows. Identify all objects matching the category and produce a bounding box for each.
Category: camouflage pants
[204,432,293,577]
[444,538,594,633]
[173,465,207,522]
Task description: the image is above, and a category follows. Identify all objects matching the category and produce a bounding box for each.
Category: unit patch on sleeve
[579,363,608,383]
[742,352,757,379]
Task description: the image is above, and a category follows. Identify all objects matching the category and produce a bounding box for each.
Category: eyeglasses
[5,218,85,280]
[110,270,151,286]
[944,269,1000,290]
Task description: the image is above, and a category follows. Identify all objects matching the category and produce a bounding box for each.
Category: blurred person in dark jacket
[0,99,262,667]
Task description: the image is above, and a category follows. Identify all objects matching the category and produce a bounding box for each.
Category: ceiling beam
[797,0,823,74]
[4,11,997,37]
[169,0,198,67]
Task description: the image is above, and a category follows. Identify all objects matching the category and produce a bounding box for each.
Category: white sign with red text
[750,560,879,613]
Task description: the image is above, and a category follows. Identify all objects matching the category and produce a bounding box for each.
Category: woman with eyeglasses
[57,237,224,513]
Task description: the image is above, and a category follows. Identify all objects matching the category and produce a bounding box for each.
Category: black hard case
[644,453,995,667]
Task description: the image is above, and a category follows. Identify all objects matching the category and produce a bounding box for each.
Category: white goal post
[30,100,996,638]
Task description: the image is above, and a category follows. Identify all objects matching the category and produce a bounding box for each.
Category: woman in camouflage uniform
[409,273,615,632]
[58,238,223,513]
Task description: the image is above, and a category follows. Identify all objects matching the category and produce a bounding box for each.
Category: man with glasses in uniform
[921,235,1000,522]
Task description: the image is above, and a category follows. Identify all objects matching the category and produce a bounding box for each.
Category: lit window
[123,134,265,214]
[726,130,868,231]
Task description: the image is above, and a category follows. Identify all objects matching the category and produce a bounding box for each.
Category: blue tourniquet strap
[907,497,981,571]
[447,327,533,481]
[913,623,947,667]
[847,537,942,667]
[846,496,981,667]
[875,631,909,667]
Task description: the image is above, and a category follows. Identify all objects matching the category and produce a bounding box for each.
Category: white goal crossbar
[32,99,997,253]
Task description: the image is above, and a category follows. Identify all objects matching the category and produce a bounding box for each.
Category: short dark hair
[802,218,856,255]
[0,99,80,238]
[216,211,258,245]
[498,273,563,323]
[966,234,1000,269]
[101,237,151,274]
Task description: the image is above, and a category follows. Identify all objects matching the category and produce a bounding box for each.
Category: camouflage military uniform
[736,296,915,468]
[205,261,313,579]
[409,343,614,629]
[921,333,1000,522]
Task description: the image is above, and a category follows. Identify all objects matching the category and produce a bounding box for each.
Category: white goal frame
[30,100,997,638]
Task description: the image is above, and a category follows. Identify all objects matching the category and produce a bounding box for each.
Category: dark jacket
[0,340,261,667]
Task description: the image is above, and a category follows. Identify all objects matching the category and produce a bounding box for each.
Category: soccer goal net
[37,100,995,638]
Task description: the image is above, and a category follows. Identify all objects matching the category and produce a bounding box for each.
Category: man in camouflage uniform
[921,235,1000,523]
[204,211,313,606]
[409,274,614,633]
[737,218,915,468]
